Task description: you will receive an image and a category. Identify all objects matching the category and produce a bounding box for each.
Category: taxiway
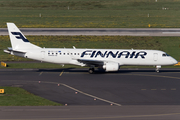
[0,68,180,119]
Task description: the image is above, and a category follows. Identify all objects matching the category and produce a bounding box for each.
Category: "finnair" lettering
[81,50,147,59]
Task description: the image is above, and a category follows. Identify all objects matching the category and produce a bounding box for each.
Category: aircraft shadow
[37,68,180,74]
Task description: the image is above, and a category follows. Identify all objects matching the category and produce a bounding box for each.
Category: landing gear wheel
[89,68,94,74]
[155,65,161,73]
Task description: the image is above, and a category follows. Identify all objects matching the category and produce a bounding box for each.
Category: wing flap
[77,59,104,66]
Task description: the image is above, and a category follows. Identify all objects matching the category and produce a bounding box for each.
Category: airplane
[4,23,178,73]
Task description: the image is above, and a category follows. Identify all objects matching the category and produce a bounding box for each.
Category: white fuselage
[18,48,177,67]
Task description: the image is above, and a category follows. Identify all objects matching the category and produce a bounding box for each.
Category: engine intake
[103,62,119,72]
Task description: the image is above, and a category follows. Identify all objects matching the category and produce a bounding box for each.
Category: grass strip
[0,86,61,106]
[0,0,180,28]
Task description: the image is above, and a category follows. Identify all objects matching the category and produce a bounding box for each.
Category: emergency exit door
[153,53,158,61]
[41,51,45,59]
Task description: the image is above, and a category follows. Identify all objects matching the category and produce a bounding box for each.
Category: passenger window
[60,53,61,55]
[74,53,76,55]
[67,53,69,55]
[64,53,65,55]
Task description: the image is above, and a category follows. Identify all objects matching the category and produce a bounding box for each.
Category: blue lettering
[130,51,136,58]
[90,51,96,58]
[106,51,119,58]
[81,50,92,57]
[95,51,107,58]
[80,50,147,59]
[118,51,130,58]
[135,51,147,58]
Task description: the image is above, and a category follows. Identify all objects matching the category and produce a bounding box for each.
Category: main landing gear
[156,65,161,73]
[89,67,95,74]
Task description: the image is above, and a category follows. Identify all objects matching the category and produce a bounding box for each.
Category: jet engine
[103,62,119,72]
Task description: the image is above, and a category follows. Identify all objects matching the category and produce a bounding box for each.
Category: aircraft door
[41,51,45,59]
[153,53,158,61]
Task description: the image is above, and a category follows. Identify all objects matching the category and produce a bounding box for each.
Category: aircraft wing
[77,59,105,67]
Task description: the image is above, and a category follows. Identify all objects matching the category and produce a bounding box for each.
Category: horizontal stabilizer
[4,47,26,54]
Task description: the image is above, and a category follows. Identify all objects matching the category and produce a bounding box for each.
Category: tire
[89,68,94,74]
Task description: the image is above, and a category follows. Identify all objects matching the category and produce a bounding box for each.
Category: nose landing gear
[156,65,161,73]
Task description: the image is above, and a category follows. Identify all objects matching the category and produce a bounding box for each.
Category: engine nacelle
[103,62,119,72]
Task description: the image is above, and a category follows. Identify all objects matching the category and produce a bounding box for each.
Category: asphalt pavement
[1,28,180,36]
[0,68,180,119]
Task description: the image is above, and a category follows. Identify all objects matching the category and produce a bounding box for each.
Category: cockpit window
[162,53,166,57]
[162,53,170,57]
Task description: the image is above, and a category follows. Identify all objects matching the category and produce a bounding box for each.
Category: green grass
[0,62,80,69]
[0,86,61,106]
[0,0,180,28]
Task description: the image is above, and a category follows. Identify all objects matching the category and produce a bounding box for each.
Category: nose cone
[171,57,178,65]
